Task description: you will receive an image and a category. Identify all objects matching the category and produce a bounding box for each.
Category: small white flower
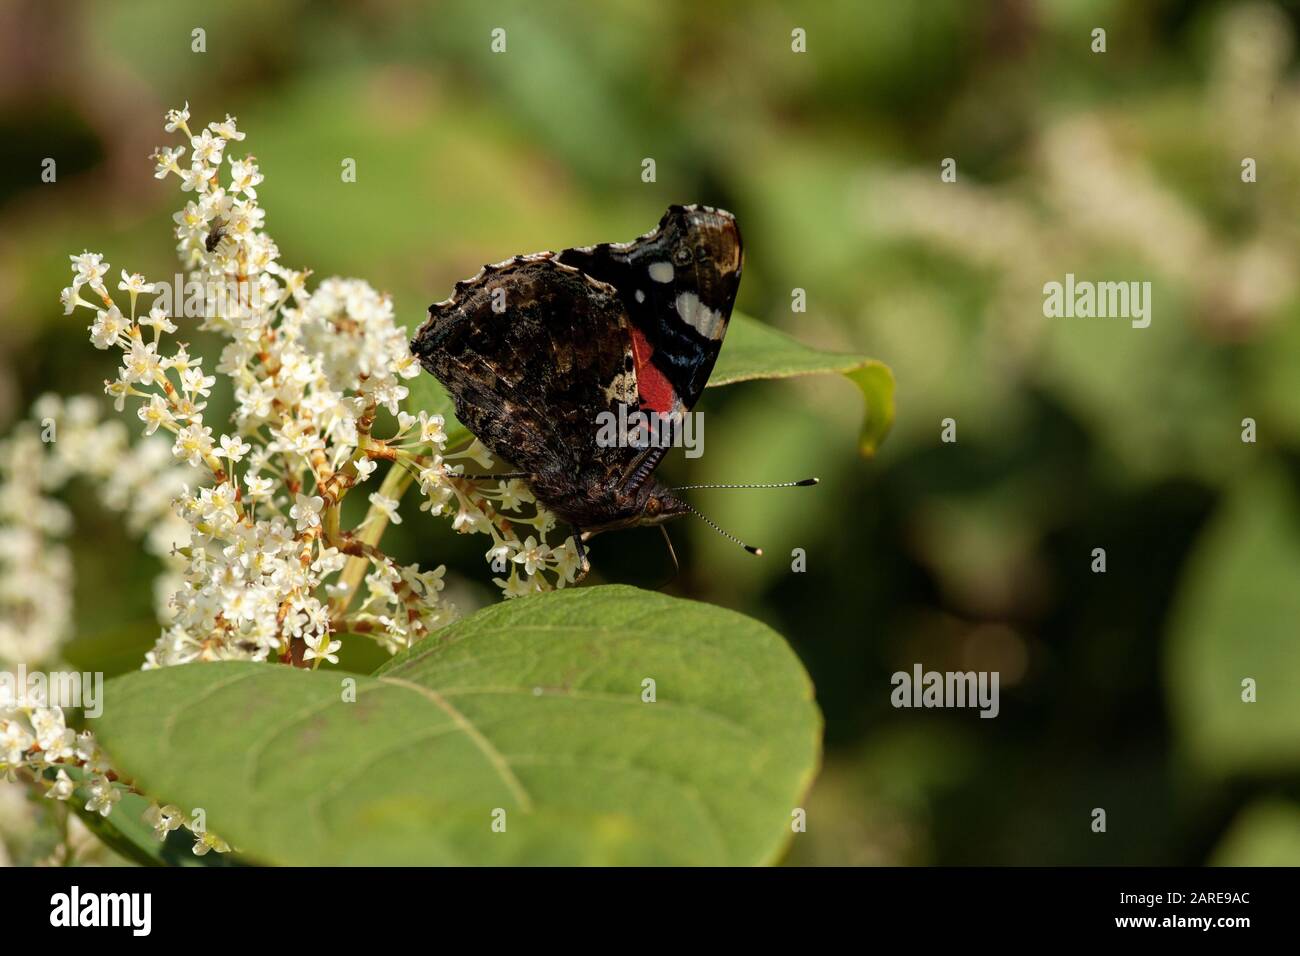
[181,366,216,398]
[192,830,231,856]
[303,631,342,665]
[497,478,532,511]
[153,144,186,178]
[452,501,487,533]
[312,545,346,575]
[419,412,446,446]
[553,538,583,584]
[190,130,226,166]
[45,768,75,801]
[219,433,251,462]
[172,199,210,239]
[122,339,166,386]
[244,473,273,498]
[69,250,109,292]
[290,493,325,531]
[464,439,494,469]
[60,285,85,314]
[534,506,557,536]
[89,305,127,350]
[164,102,191,133]
[180,164,216,193]
[512,536,551,576]
[85,775,121,817]
[486,538,521,567]
[368,492,402,525]
[209,114,246,142]
[117,270,156,295]
[172,423,214,467]
[228,156,262,197]
[138,394,174,435]
[140,304,177,335]
[105,377,130,411]
[144,804,186,841]
[494,572,537,599]
[0,718,34,765]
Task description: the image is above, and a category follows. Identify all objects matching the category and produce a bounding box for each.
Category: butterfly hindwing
[411,255,646,507]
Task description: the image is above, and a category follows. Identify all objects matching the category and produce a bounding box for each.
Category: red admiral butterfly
[412,204,814,576]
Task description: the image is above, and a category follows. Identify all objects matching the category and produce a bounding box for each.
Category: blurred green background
[2,0,1299,865]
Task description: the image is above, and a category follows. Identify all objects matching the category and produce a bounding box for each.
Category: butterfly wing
[557,204,743,416]
[411,255,647,518]
[412,206,744,531]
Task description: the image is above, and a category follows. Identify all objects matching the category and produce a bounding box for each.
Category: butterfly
[411,204,812,576]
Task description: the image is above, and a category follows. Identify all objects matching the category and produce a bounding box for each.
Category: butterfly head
[635,482,691,527]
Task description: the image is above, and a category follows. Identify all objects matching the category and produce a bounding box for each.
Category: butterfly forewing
[557,204,743,414]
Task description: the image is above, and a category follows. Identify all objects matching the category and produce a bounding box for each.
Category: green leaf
[91,585,821,865]
[712,314,895,457]
[408,311,893,456]
[1166,466,1300,774]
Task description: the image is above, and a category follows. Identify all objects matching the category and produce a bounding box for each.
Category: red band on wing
[630,326,676,413]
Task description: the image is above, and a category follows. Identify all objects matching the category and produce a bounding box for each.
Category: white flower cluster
[0,686,118,816]
[0,397,190,855]
[0,396,189,664]
[1,104,587,863]
[38,106,588,681]
[58,104,582,674]
[142,803,231,856]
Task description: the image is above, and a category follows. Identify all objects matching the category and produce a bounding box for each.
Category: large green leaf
[711,314,895,457]
[91,586,821,865]
[408,312,893,456]
[1166,467,1300,774]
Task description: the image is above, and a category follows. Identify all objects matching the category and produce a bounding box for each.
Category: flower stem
[328,460,413,617]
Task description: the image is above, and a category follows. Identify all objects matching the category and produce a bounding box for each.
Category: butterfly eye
[672,246,692,267]
[694,245,712,263]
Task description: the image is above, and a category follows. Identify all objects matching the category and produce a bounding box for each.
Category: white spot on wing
[635,289,645,303]
[648,261,674,283]
[674,291,725,340]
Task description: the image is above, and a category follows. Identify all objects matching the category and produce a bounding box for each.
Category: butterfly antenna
[671,477,819,491]
[679,501,763,556]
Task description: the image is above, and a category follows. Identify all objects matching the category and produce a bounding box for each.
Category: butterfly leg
[659,525,680,578]
[571,526,591,582]
[650,525,682,591]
